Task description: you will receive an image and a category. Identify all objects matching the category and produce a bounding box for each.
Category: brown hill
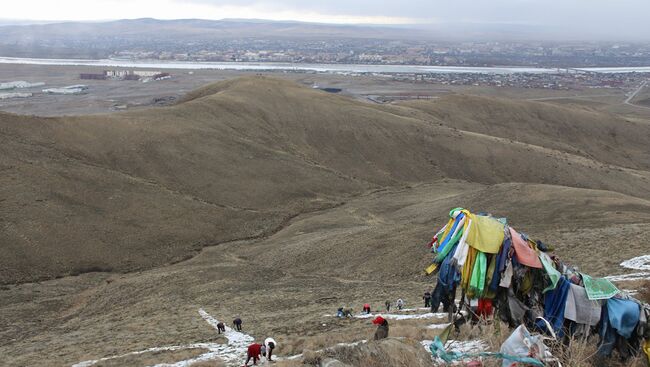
[3,181,650,367]
[1,76,649,284]
[397,95,650,171]
[2,77,650,367]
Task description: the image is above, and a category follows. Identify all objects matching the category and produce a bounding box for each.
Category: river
[1,56,649,75]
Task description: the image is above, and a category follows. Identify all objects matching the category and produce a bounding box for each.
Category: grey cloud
[183,0,647,23]
[180,0,650,39]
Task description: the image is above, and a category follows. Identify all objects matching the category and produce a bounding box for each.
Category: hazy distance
[2,0,650,41]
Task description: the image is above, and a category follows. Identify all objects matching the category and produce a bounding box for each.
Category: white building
[134,70,162,77]
[0,81,45,90]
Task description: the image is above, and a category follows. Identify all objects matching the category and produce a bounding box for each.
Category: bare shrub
[449,317,648,367]
[637,279,650,304]
[324,338,431,367]
[187,361,226,367]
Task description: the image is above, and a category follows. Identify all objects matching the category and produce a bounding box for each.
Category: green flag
[582,273,619,300]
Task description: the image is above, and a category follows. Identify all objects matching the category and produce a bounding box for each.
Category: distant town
[391,70,649,90]
[106,40,650,68]
[3,19,650,69]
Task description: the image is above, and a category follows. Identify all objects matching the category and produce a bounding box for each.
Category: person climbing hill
[244,342,262,366]
[385,300,391,312]
[372,316,389,340]
[396,298,404,310]
[337,307,344,317]
[233,317,243,331]
[423,290,431,308]
[363,303,371,314]
[264,337,277,361]
[342,307,353,317]
[216,321,225,334]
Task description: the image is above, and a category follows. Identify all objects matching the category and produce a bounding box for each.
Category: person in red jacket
[372,316,389,340]
[244,342,263,366]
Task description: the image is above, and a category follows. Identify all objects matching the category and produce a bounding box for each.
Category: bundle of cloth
[426,208,650,362]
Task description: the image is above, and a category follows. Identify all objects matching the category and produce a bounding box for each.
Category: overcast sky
[3,0,650,39]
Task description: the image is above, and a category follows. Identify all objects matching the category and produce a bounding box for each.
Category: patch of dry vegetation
[637,280,650,304]
[451,319,648,367]
[279,338,431,367]
[93,348,208,367]
[276,318,443,357]
[187,360,226,367]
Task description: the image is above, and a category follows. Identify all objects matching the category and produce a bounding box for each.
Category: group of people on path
[215,317,243,334]
[311,291,446,356]
[212,316,278,366]
[350,299,405,316]
[347,291,445,342]
[384,298,405,312]
[357,289,443,313]
[233,289,440,365]
[245,337,277,366]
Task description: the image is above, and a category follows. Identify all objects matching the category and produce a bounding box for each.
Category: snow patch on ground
[427,323,451,329]
[391,307,430,312]
[444,339,488,354]
[605,255,650,283]
[621,255,650,271]
[354,312,447,320]
[605,272,650,282]
[72,308,254,367]
[421,339,488,365]
[621,289,639,295]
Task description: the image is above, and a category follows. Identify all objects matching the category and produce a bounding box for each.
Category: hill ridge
[1,76,649,284]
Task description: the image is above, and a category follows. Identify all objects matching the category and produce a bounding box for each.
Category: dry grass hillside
[2,76,650,284]
[2,181,649,367]
[1,76,650,366]
[398,95,650,170]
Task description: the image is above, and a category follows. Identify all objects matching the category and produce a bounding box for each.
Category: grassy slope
[1,76,650,284]
[2,181,650,366]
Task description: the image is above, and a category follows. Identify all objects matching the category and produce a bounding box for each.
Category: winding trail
[624,81,650,110]
[72,308,254,367]
[605,255,650,282]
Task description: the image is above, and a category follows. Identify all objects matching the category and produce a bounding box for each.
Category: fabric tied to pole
[510,227,542,268]
[607,297,641,339]
[436,213,463,255]
[539,252,561,293]
[582,273,619,300]
[428,336,545,366]
[466,214,505,254]
[564,283,601,326]
[469,251,488,297]
[536,276,571,338]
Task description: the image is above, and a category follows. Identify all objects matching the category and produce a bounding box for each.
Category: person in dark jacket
[216,322,225,334]
[372,316,389,340]
[385,300,391,312]
[342,307,353,317]
[233,317,242,331]
[337,307,345,317]
[423,291,431,308]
